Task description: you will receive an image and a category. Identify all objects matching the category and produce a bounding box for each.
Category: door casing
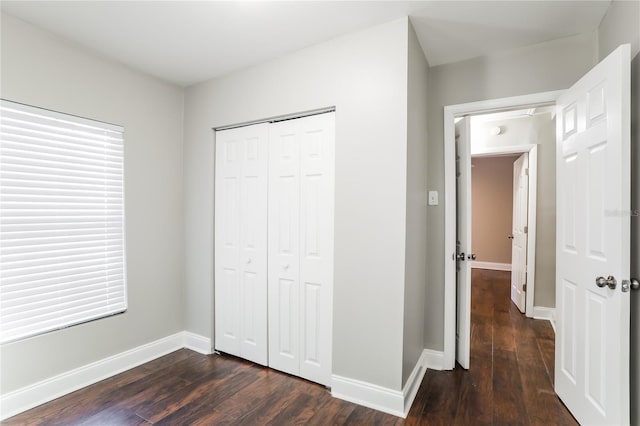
[443,90,563,370]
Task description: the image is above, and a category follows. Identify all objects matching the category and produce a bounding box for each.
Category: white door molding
[443,90,563,370]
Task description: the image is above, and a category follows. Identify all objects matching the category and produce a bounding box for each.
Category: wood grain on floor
[3,269,577,425]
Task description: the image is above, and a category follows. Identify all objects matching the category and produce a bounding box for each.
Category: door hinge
[525,168,529,176]
[523,283,527,292]
[524,226,528,234]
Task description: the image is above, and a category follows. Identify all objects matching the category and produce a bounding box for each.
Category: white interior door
[268,119,301,376]
[214,127,242,357]
[555,44,631,425]
[215,123,269,366]
[510,153,528,312]
[456,116,472,369]
[268,113,334,386]
[297,113,334,386]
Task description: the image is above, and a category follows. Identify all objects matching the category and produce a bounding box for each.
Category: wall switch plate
[428,190,439,206]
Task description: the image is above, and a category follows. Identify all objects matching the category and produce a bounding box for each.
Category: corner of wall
[403,18,430,386]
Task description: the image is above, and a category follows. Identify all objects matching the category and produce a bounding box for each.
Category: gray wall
[0,14,185,393]
[425,32,598,350]
[183,18,412,391]
[597,1,640,423]
[402,21,428,386]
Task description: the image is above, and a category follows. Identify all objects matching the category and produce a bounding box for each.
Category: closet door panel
[268,121,301,376]
[215,124,268,363]
[239,124,269,365]
[298,113,335,386]
[214,130,243,356]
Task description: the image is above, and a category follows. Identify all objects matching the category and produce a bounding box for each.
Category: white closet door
[268,113,334,386]
[298,113,334,386]
[268,120,301,376]
[214,129,242,357]
[215,124,269,365]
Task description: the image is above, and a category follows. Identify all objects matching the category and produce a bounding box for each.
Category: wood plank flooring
[3,270,577,425]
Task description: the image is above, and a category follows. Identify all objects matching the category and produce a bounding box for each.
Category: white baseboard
[532,306,556,332]
[4,330,439,421]
[183,331,213,355]
[401,350,429,416]
[0,331,211,421]
[332,349,431,418]
[422,349,445,371]
[332,375,405,418]
[471,261,512,271]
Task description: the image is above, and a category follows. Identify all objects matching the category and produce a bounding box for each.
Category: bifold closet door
[214,123,269,366]
[268,113,335,386]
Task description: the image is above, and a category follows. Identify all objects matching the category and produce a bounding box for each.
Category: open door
[511,153,528,312]
[456,116,472,369]
[555,44,631,425]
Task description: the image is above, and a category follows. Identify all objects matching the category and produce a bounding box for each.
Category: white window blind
[0,100,127,344]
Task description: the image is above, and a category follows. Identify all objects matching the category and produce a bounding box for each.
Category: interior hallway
[408,269,578,425]
[2,270,577,425]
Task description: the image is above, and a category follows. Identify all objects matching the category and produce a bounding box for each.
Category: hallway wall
[471,156,517,265]
[425,32,597,350]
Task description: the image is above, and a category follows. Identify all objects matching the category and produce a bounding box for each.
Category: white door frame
[443,90,563,369]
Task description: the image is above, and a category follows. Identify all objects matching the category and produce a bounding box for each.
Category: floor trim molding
[3,333,437,421]
[183,331,213,355]
[422,348,445,371]
[532,306,556,332]
[401,350,429,416]
[332,349,431,418]
[331,375,405,418]
[471,261,512,271]
[0,331,212,421]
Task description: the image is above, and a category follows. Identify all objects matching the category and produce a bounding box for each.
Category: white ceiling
[1,1,611,87]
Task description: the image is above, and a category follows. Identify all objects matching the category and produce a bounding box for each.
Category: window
[0,100,127,343]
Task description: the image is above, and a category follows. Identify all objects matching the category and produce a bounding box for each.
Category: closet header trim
[213,107,335,132]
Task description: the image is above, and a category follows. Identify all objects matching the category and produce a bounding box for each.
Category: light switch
[428,190,439,206]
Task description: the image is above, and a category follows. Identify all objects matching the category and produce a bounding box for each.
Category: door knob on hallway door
[621,278,640,292]
[595,276,617,290]
[456,253,466,261]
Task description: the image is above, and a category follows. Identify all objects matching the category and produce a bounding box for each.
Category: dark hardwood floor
[3,270,577,425]
[405,269,578,426]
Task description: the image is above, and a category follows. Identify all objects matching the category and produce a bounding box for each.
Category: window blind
[0,100,127,344]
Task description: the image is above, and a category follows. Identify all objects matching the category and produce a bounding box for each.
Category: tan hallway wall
[471,156,518,265]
